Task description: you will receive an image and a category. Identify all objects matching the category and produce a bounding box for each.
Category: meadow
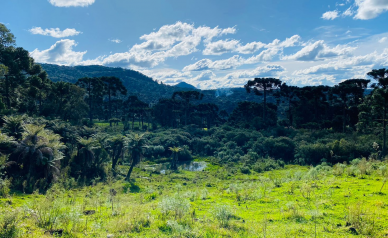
[1,159,387,238]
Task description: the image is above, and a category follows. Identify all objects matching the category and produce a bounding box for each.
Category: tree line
[1,23,388,193]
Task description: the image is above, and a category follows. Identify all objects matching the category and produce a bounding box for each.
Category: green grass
[1,161,388,237]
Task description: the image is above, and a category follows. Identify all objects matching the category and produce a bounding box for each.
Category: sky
[1,0,388,89]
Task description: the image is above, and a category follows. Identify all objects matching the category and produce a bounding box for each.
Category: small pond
[143,161,207,174]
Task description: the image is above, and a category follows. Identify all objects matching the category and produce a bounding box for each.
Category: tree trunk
[5,75,10,108]
[263,87,267,122]
[343,103,346,133]
[288,98,292,126]
[89,84,93,125]
[111,145,123,174]
[383,103,387,158]
[171,153,178,170]
[108,89,112,126]
[125,160,136,181]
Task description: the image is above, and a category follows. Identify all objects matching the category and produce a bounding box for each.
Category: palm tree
[124,133,147,181]
[9,124,65,184]
[0,132,17,155]
[108,135,126,174]
[169,147,182,170]
[2,115,27,140]
[76,136,100,168]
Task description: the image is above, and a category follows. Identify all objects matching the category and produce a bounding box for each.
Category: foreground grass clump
[1,161,388,237]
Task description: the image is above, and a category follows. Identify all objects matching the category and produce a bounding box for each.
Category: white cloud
[293,49,388,75]
[48,0,95,7]
[342,7,355,16]
[95,22,237,68]
[184,35,301,71]
[183,55,244,71]
[282,40,355,61]
[193,70,216,81]
[236,41,266,54]
[322,10,340,20]
[110,39,122,43]
[30,39,86,65]
[203,39,240,55]
[354,0,388,20]
[379,37,388,43]
[224,64,285,79]
[29,27,82,38]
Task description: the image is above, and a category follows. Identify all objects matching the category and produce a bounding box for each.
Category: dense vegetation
[1,23,388,237]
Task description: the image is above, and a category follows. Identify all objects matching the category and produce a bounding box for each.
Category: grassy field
[1,160,388,237]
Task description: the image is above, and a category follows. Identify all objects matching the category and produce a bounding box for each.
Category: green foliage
[0,209,19,238]
[212,204,233,227]
[158,195,190,220]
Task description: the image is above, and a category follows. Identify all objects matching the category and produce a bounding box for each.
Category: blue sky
[1,0,388,89]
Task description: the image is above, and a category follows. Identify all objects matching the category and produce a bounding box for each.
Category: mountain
[40,64,266,113]
[175,82,197,89]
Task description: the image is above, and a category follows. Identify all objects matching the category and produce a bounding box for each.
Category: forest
[1,23,388,237]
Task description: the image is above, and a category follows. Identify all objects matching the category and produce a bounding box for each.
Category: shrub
[240,166,251,174]
[0,177,11,198]
[158,195,190,220]
[252,158,284,173]
[123,183,141,193]
[296,142,330,165]
[262,137,295,162]
[0,209,19,238]
[212,204,233,227]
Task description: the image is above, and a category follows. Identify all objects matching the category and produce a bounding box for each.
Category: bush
[158,195,190,220]
[0,209,19,238]
[263,137,295,162]
[296,142,330,165]
[212,204,233,227]
[123,183,141,193]
[240,166,251,174]
[0,177,11,198]
[252,158,284,173]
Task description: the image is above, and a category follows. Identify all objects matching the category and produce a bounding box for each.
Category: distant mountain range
[40,64,266,113]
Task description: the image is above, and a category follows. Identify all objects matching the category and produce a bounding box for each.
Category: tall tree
[101,76,127,122]
[332,79,370,132]
[76,77,104,125]
[172,91,203,126]
[1,24,48,110]
[279,83,298,127]
[244,78,282,122]
[169,146,182,170]
[367,68,388,156]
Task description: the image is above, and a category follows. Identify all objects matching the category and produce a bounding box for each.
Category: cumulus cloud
[203,39,240,55]
[282,40,355,61]
[224,64,285,79]
[48,0,95,7]
[183,55,244,71]
[29,27,82,38]
[193,70,216,81]
[184,35,301,71]
[293,49,388,75]
[322,10,340,20]
[97,22,236,68]
[30,39,86,65]
[354,0,388,20]
[236,41,266,54]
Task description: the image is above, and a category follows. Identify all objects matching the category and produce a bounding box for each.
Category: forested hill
[41,64,267,113]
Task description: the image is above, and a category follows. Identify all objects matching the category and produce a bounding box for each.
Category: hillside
[41,64,267,113]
